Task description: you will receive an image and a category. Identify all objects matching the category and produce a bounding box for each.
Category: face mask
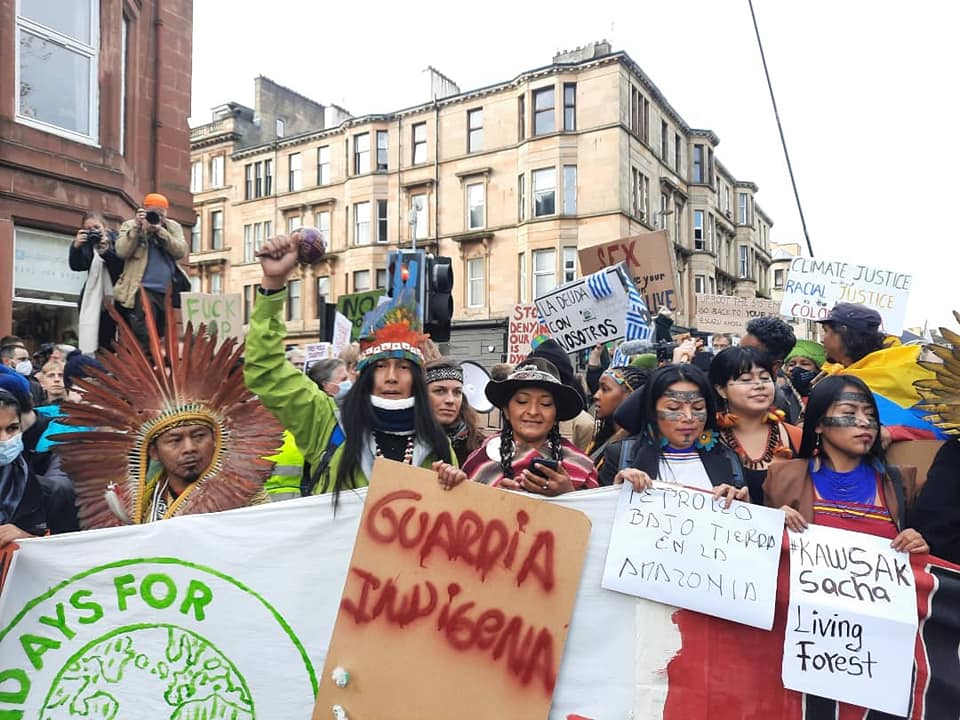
[789,367,818,396]
[334,380,352,400]
[15,360,33,376]
[0,433,23,466]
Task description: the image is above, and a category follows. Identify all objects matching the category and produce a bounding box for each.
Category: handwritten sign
[579,231,680,314]
[695,294,783,335]
[778,258,912,334]
[782,524,918,715]
[180,292,242,346]
[508,304,540,365]
[336,289,385,341]
[313,458,592,720]
[331,312,352,357]
[602,482,784,629]
[534,266,630,353]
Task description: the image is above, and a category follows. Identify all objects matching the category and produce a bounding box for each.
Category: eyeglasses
[728,376,774,386]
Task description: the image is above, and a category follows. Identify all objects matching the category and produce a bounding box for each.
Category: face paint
[836,392,873,405]
[657,410,708,423]
[820,415,879,429]
[663,390,704,403]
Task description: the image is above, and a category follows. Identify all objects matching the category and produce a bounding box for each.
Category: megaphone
[461,361,493,413]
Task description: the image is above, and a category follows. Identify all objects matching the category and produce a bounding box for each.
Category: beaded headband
[603,368,637,393]
[425,366,463,384]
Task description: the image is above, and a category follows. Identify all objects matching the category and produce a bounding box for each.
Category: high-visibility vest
[263,430,304,496]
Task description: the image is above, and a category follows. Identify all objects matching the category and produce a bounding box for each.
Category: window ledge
[455,167,493,181]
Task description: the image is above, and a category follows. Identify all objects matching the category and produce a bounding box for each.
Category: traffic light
[424,255,454,342]
[387,250,426,323]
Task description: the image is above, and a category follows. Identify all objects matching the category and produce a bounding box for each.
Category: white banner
[782,523,918,716]
[778,258,912,334]
[602,482,785,629]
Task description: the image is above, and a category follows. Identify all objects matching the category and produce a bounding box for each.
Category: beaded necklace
[720,424,786,469]
[374,433,415,465]
[811,461,877,506]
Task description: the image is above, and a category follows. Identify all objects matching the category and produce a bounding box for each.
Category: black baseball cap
[816,303,882,332]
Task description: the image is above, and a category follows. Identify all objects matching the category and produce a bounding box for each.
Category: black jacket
[1,457,47,537]
[909,440,960,564]
[626,440,745,489]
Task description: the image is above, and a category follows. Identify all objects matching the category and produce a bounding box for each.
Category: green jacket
[244,289,451,494]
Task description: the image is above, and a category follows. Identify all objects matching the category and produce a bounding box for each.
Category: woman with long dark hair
[710,347,800,504]
[244,234,463,508]
[462,359,597,494]
[613,364,746,506]
[764,375,928,552]
[587,365,648,471]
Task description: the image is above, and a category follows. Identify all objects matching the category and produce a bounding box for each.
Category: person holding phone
[462,359,598,494]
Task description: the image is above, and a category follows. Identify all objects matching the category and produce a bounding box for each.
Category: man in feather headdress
[53,291,282,528]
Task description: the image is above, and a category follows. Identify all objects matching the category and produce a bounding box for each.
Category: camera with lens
[145,210,162,225]
[86,229,102,243]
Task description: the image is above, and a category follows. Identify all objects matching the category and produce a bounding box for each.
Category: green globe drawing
[40,623,255,720]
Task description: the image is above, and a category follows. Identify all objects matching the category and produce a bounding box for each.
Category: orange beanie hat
[143,193,169,209]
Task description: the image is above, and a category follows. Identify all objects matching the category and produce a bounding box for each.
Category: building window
[630,88,650,143]
[467,108,483,152]
[353,269,371,292]
[632,168,649,219]
[354,201,370,245]
[246,159,273,198]
[533,86,555,136]
[466,257,484,308]
[518,94,526,141]
[276,118,285,138]
[243,224,253,262]
[210,155,224,188]
[286,279,301,321]
[695,275,706,294]
[189,275,201,293]
[693,144,705,183]
[243,285,255,324]
[245,165,253,199]
[661,121,669,161]
[774,268,785,289]
[694,210,705,250]
[563,83,576,131]
[286,215,302,234]
[563,247,577,283]
[377,199,388,243]
[532,168,556,217]
[675,133,681,171]
[738,192,750,224]
[518,252,528,302]
[376,268,387,289]
[211,210,223,250]
[674,200,684,245]
[563,165,577,215]
[243,221,271,262]
[412,122,427,164]
[265,160,272,195]
[659,193,669,228]
[707,214,715,251]
[316,209,331,247]
[533,248,557,297]
[353,133,370,175]
[288,152,302,191]
[16,0,99,143]
[317,146,330,185]
[739,245,749,278]
[210,272,222,295]
[191,214,201,253]
[316,276,329,311]
[466,183,485,230]
[376,130,388,172]
[190,161,202,193]
[517,173,525,222]
[411,194,428,239]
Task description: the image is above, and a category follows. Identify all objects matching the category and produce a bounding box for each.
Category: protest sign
[303,342,333,373]
[695,294,783,335]
[579,231,680,314]
[782,524,918,716]
[331,312,352,357]
[507,303,541,365]
[778,257,912,333]
[602,482,784,629]
[336,289,385,340]
[179,292,242,346]
[534,265,631,353]
[313,458,592,720]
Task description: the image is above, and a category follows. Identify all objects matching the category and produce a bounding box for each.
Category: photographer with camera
[69,211,124,352]
[114,193,189,352]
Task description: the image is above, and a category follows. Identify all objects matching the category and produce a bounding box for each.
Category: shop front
[12,227,85,350]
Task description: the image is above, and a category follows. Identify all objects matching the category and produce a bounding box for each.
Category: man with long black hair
[244,233,465,507]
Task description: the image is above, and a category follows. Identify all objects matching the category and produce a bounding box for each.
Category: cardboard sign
[313,458,592,720]
[778,257,912,334]
[507,304,540,365]
[602,482,784,629]
[534,266,630,353]
[695,294,783,335]
[180,292,243,346]
[579,231,680,314]
[336,289,385,341]
[331,312,352,357]
[782,524,918,716]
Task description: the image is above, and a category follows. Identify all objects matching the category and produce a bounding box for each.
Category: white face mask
[0,433,23,466]
[15,360,33,376]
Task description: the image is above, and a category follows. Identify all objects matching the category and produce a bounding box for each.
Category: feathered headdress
[915,310,960,435]
[356,258,429,371]
[53,288,282,528]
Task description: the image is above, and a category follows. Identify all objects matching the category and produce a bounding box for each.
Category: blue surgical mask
[0,433,23,466]
[335,380,352,400]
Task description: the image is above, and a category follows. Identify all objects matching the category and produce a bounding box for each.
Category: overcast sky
[191,0,960,332]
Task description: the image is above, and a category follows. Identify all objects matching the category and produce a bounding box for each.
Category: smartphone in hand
[528,456,560,478]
